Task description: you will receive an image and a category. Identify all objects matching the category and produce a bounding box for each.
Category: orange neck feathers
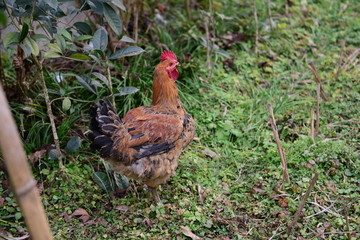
[152,61,179,108]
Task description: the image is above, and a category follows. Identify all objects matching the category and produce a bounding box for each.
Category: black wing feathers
[133,142,175,159]
[89,100,122,158]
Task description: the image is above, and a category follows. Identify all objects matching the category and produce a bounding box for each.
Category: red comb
[160,50,178,61]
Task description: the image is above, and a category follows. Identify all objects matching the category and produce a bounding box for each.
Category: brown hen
[89,50,195,203]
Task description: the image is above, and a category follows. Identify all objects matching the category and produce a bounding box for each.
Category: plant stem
[3,0,21,31]
[344,202,351,240]
[105,57,116,109]
[310,109,315,140]
[32,57,63,169]
[287,172,319,235]
[253,0,259,55]
[268,104,290,183]
[185,0,192,20]
[266,0,274,30]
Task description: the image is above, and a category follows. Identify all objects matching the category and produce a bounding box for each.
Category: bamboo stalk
[33,57,63,169]
[287,172,319,235]
[0,83,53,240]
[268,104,290,183]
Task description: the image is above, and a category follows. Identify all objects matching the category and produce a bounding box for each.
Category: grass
[1,0,359,239]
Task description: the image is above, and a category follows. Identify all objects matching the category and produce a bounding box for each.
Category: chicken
[89,50,195,203]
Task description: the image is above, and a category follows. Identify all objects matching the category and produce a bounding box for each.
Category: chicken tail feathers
[89,100,122,158]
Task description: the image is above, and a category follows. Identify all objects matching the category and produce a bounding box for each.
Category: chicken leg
[149,187,161,204]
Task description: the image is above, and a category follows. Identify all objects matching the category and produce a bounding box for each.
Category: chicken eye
[169,63,173,66]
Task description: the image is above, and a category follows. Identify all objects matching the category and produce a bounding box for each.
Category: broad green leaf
[114,86,139,96]
[20,42,32,57]
[109,46,144,59]
[46,0,59,10]
[69,53,91,60]
[48,149,60,160]
[62,97,71,111]
[74,22,92,35]
[66,136,82,153]
[112,0,126,11]
[46,43,62,53]
[21,37,39,57]
[120,35,135,43]
[19,23,29,42]
[92,72,109,85]
[94,172,113,193]
[58,29,72,40]
[32,34,49,42]
[92,28,108,51]
[26,37,40,56]
[54,34,66,53]
[3,32,20,47]
[15,212,22,220]
[86,0,104,15]
[0,10,7,26]
[75,75,98,95]
[113,172,129,189]
[103,3,122,35]
[75,35,93,41]
[44,51,61,59]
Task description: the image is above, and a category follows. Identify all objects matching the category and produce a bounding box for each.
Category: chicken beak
[176,62,180,67]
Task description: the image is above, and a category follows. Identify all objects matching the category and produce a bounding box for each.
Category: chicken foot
[149,187,162,204]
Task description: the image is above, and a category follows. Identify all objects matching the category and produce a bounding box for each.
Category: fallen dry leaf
[114,205,129,212]
[202,149,217,159]
[180,226,201,240]
[28,149,46,163]
[278,198,289,208]
[72,208,89,217]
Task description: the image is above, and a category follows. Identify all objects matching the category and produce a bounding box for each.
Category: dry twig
[33,57,64,169]
[287,172,319,235]
[308,63,328,101]
[310,109,315,140]
[253,0,259,55]
[343,203,351,240]
[268,104,290,183]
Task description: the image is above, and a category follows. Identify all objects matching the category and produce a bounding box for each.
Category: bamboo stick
[0,83,53,240]
[268,104,290,183]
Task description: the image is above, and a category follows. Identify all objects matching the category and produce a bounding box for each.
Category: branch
[32,56,64,169]
[287,172,319,235]
[253,0,259,55]
[310,109,315,140]
[308,63,328,101]
[268,104,290,183]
